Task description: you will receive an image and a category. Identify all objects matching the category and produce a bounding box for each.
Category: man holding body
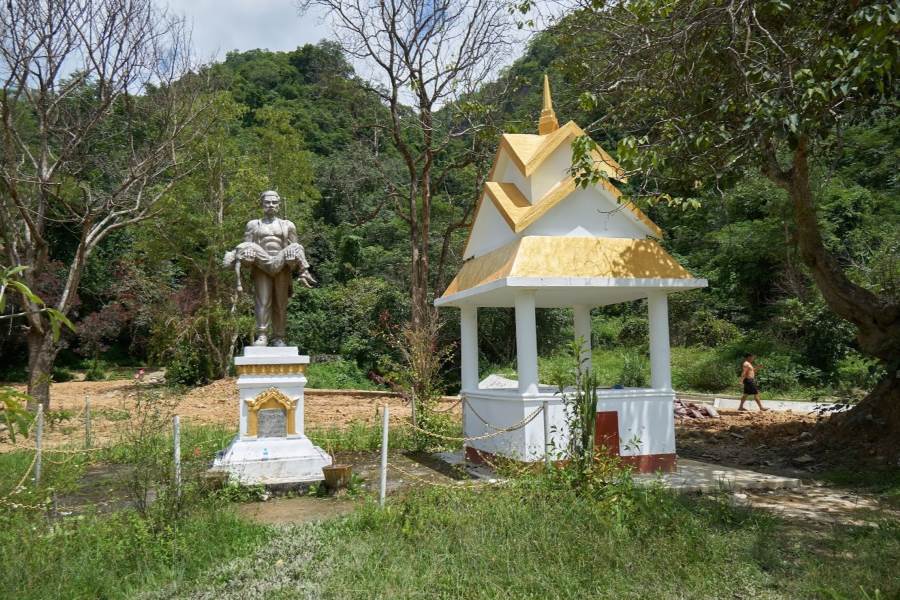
[739,353,767,412]
[225,191,315,347]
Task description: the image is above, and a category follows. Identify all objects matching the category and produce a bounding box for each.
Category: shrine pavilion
[435,76,707,472]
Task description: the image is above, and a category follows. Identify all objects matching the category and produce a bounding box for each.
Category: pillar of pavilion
[435,76,707,472]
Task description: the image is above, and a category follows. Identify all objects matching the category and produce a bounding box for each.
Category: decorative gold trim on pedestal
[245,388,297,437]
[236,363,306,375]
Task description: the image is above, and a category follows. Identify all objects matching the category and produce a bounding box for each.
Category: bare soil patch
[0,378,458,452]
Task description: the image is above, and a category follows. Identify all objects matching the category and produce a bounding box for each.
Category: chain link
[405,405,543,442]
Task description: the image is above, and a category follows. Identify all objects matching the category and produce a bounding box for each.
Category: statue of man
[223,191,315,347]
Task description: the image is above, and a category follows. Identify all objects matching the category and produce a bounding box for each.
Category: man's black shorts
[743,378,759,395]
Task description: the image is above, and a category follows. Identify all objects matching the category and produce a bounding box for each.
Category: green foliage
[0,387,33,442]
[618,351,649,388]
[287,278,406,373]
[306,359,379,390]
[163,346,207,387]
[756,354,824,392]
[83,359,109,382]
[679,355,735,393]
[51,366,75,382]
[617,314,649,346]
[307,421,422,453]
[0,505,267,600]
[835,352,886,391]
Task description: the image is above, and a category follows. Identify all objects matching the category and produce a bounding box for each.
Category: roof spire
[538,74,559,135]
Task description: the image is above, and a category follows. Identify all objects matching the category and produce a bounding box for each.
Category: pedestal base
[212,435,332,485]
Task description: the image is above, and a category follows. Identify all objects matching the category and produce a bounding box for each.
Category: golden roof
[483,175,663,238]
[443,236,696,298]
[500,121,626,181]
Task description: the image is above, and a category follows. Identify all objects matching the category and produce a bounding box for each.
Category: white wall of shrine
[523,187,647,239]
[464,193,518,259]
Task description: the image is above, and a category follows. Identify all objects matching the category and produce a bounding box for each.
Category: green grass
[819,467,900,508]
[306,358,383,390]
[308,420,413,452]
[1,503,268,600]
[311,484,900,599]
[160,478,900,599]
[486,345,841,401]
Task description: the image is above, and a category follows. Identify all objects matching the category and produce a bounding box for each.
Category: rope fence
[377,398,552,503]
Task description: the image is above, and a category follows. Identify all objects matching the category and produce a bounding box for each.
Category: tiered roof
[438,76,702,307]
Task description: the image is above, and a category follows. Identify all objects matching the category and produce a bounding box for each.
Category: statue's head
[259,190,280,218]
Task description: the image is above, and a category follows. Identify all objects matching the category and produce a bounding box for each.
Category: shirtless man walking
[739,353,767,411]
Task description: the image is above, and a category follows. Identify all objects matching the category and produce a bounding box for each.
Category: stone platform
[633,458,802,493]
[212,346,331,485]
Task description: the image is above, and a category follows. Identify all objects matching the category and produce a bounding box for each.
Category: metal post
[34,405,43,486]
[542,400,550,469]
[84,397,92,449]
[173,415,181,499]
[379,406,389,507]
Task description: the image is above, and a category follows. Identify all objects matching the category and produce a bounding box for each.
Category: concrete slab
[634,458,802,493]
[677,393,848,414]
[435,450,503,482]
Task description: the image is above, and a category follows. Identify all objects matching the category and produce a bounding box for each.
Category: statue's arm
[286,220,299,245]
[243,220,256,244]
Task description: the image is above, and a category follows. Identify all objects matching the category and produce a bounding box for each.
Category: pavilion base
[463,377,678,473]
[465,445,677,474]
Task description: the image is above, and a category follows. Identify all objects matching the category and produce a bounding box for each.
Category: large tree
[556,0,899,435]
[298,0,515,331]
[0,0,209,409]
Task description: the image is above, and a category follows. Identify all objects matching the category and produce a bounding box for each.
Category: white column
[514,291,539,396]
[573,305,592,373]
[459,305,479,393]
[647,290,672,390]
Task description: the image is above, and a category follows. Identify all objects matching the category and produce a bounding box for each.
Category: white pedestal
[212,346,332,485]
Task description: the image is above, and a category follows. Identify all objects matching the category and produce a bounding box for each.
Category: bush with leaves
[618,352,649,388]
[379,316,456,450]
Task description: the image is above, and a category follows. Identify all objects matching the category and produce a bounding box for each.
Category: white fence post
[542,400,550,469]
[379,406,389,507]
[84,397,92,449]
[34,404,43,486]
[173,415,181,499]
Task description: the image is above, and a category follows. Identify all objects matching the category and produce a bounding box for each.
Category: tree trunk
[26,328,58,412]
[785,138,900,438]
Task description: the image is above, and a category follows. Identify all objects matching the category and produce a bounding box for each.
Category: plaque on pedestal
[211,346,332,485]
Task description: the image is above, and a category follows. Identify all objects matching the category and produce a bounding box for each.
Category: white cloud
[166,0,332,63]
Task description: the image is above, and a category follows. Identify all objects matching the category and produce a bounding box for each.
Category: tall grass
[1,503,268,600]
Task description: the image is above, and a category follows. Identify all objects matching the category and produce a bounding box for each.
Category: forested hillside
[2,35,896,402]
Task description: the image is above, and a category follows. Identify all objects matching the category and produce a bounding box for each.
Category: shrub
[617,315,648,346]
[165,346,207,387]
[681,357,734,392]
[687,311,741,347]
[51,366,75,382]
[592,316,622,348]
[756,353,823,392]
[306,358,377,390]
[84,359,108,381]
[618,352,649,387]
[835,352,885,390]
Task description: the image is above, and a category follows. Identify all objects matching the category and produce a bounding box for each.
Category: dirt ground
[0,378,457,452]
[675,409,822,475]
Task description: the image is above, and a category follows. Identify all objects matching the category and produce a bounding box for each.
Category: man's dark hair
[744,353,754,359]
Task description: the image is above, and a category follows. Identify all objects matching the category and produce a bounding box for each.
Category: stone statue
[223,191,316,347]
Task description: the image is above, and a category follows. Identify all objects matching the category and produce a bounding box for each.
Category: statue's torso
[252,219,289,256]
